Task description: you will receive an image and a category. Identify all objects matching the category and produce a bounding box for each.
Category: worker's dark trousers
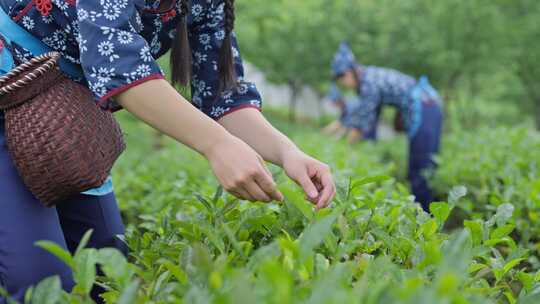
[0,113,127,304]
[408,101,443,211]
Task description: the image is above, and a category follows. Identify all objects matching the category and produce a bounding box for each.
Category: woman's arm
[184,1,334,208]
[219,108,335,209]
[75,0,285,204]
[115,79,283,203]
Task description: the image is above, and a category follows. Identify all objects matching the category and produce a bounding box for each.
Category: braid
[224,0,235,33]
[170,0,192,87]
[180,0,189,19]
[219,0,237,91]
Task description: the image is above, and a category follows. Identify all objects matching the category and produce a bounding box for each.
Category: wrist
[276,143,302,167]
[199,127,235,159]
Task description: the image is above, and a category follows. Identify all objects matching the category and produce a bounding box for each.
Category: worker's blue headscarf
[331,42,357,78]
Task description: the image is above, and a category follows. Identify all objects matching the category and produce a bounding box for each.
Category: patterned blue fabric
[0,6,113,196]
[0,0,262,119]
[327,83,343,103]
[331,41,356,78]
[342,97,380,140]
[339,66,421,137]
[0,5,84,78]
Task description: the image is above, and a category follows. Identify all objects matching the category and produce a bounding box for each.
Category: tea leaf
[430,202,452,228]
[448,186,467,205]
[29,276,63,304]
[73,249,98,295]
[117,279,140,304]
[35,241,74,269]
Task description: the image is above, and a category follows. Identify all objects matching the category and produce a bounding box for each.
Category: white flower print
[135,64,152,78]
[100,26,117,40]
[194,51,207,65]
[77,8,89,21]
[215,30,225,41]
[221,91,233,99]
[199,34,211,50]
[153,17,161,27]
[88,80,108,98]
[43,30,67,51]
[117,31,134,44]
[193,78,213,97]
[207,3,224,28]
[237,83,249,95]
[139,45,153,62]
[13,47,33,63]
[222,90,234,104]
[77,33,88,53]
[21,16,34,30]
[134,11,143,29]
[90,67,116,84]
[250,100,261,107]
[97,41,120,62]
[70,21,80,35]
[112,0,129,9]
[97,40,114,56]
[210,106,230,118]
[19,0,264,114]
[150,41,162,55]
[103,3,121,21]
[42,14,54,24]
[88,10,103,22]
[52,0,68,11]
[192,4,203,18]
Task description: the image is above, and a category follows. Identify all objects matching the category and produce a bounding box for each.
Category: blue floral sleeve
[76,0,165,111]
[341,89,380,133]
[327,84,344,103]
[189,0,262,119]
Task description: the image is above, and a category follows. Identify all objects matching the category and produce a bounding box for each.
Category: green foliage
[236,0,540,127]
[19,112,540,303]
[432,126,540,267]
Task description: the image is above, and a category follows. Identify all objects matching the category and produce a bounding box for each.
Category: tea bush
[432,126,540,266]
[9,113,540,304]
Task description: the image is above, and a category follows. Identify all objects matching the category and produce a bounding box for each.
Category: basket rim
[0,52,60,97]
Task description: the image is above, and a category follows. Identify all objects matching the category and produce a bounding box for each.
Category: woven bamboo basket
[0,52,125,206]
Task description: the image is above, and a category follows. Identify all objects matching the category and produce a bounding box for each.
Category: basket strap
[0,6,84,79]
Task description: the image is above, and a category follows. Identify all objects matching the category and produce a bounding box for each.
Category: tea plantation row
[15,112,540,304]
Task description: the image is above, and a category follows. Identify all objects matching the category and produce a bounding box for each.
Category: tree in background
[507,0,540,129]
[237,0,346,121]
[236,0,540,128]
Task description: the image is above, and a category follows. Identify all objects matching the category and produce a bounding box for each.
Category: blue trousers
[408,101,443,211]
[0,114,127,303]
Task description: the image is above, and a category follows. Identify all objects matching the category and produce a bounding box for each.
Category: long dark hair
[170,0,237,91]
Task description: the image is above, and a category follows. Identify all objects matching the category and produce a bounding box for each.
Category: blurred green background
[233,0,540,130]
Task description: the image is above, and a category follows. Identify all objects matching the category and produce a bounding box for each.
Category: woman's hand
[204,135,284,203]
[346,128,363,144]
[322,120,343,135]
[281,149,335,210]
[115,80,283,203]
[218,108,335,209]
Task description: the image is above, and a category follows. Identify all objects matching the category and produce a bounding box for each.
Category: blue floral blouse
[0,0,262,119]
[337,66,416,133]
